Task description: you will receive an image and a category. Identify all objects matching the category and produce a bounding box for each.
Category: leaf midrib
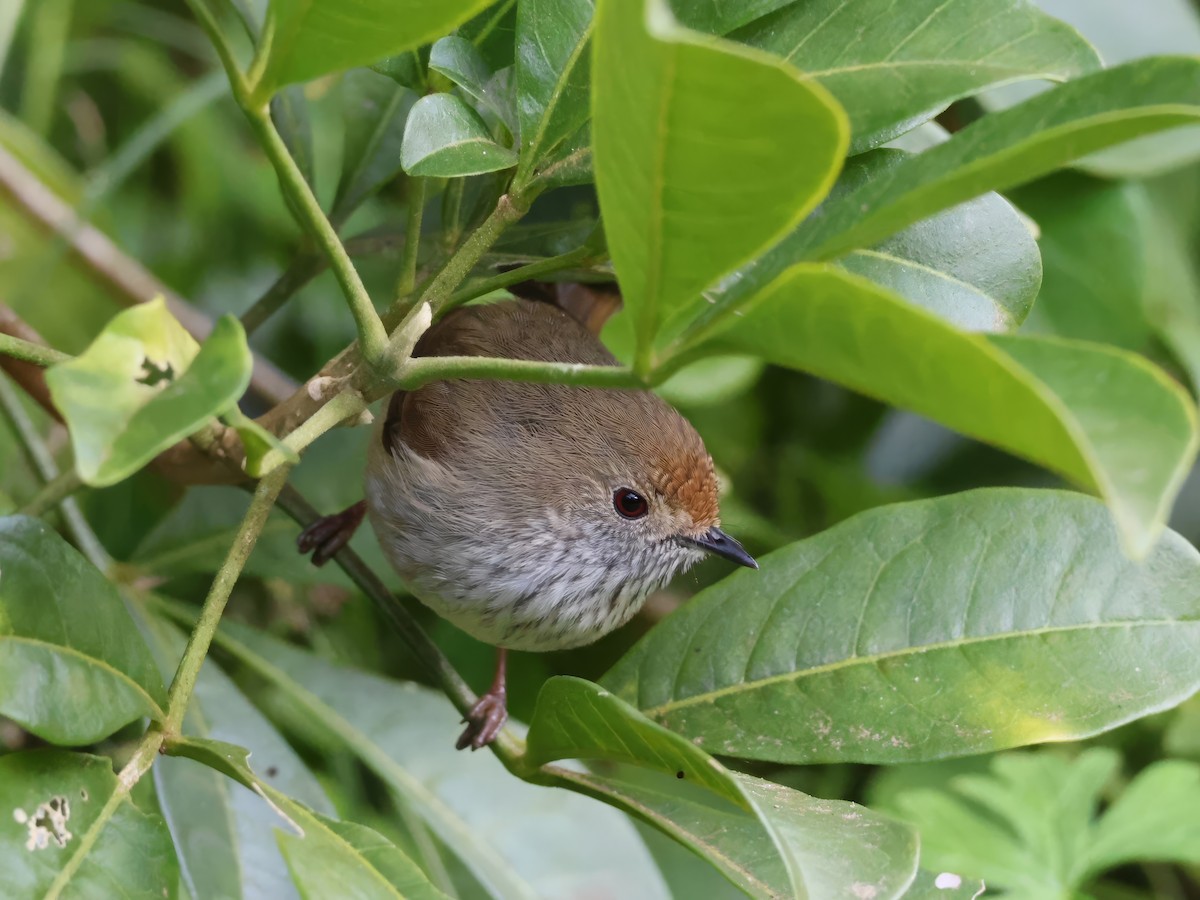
[640,618,1200,717]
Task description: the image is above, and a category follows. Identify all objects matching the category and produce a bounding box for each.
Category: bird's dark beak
[681,527,758,569]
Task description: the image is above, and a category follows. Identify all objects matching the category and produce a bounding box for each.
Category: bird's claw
[297,501,366,566]
[456,690,508,751]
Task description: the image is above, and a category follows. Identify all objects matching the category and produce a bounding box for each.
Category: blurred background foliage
[6,0,1200,897]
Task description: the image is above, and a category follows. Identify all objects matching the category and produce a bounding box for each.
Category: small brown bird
[299,289,756,749]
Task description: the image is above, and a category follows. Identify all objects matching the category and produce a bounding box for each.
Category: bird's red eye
[614,489,649,519]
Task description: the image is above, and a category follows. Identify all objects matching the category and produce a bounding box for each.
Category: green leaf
[203,620,673,899]
[525,677,919,899]
[0,516,166,744]
[332,69,417,223]
[0,750,178,898]
[45,299,253,487]
[886,749,1200,897]
[133,607,334,899]
[668,0,795,35]
[1083,758,1200,874]
[592,0,848,365]
[167,738,446,900]
[258,0,495,94]
[987,0,1200,178]
[722,150,1042,334]
[800,57,1200,263]
[603,489,1200,763]
[1010,173,1154,349]
[400,93,518,177]
[429,36,515,131]
[733,0,1100,152]
[513,0,593,186]
[684,265,1196,556]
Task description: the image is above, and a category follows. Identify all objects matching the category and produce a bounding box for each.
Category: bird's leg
[296,500,366,566]
[456,647,508,751]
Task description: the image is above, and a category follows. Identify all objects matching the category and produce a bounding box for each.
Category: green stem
[0,331,70,366]
[443,245,597,311]
[163,465,290,735]
[273,485,529,774]
[243,104,388,366]
[412,192,535,319]
[257,388,367,474]
[19,468,84,517]
[0,374,111,570]
[43,727,164,900]
[397,356,642,391]
[440,177,465,253]
[181,0,388,368]
[395,178,426,302]
[240,251,323,335]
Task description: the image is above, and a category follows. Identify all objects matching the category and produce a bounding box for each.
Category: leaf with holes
[0,750,178,898]
[0,516,166,744]
[45,299,252,487]
[604,489,1200,763]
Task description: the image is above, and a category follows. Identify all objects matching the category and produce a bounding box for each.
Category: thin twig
[397,356,642,391]
[0,144,297,405]
[0,330,70,367]
[443,245,597,311]
[163,465,291,736]
[19,468,84,517]
[239,252,323,335]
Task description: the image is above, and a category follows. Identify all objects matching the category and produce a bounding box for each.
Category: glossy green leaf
[429,36,515,131]
[734,0,1099,152]
[604,489,1200,763]
[0,750,178,898]
[801,57,1200,263]
[204,620,673,899]
[886,748,1200,897]
[592,0,847,364]
[527,677,919,899]
[1010,173,1153,349]
[400,93,518,177]
[718,150,1042,334]
[45,299,252,487]
[167,738,446,900]
[513,0,593,186]
[0,516,165,744]
[258,0,495,93]
[990,0,1200,177]
[134,608,333,900]
[668,0,794,35]
[683,265,1196,555]
[332,69,417,223]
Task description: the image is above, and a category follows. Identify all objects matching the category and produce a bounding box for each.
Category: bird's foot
[297,501,366,566]
[456,690,508,751]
